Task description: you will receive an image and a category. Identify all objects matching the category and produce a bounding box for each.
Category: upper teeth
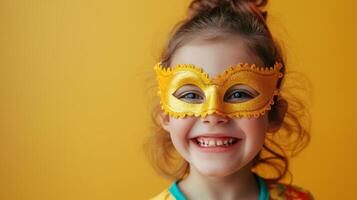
[196,137,238,147]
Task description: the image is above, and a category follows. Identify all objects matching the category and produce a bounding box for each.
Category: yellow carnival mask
[154,62,283,119]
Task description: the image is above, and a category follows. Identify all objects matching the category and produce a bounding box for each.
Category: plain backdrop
[0,0,356,199]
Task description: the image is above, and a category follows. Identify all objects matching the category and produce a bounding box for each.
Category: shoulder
[267,182,314,200]
[149,188,175,200]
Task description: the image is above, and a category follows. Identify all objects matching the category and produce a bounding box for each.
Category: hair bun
[188,0,268,20]
[188,0,222,17]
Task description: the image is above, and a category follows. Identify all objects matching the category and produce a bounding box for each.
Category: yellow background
[0,0,356,199]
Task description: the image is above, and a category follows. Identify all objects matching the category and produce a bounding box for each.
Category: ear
[159,111,171,133]
[267,98,288,133]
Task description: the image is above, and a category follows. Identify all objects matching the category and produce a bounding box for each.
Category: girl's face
[161,35,269,177]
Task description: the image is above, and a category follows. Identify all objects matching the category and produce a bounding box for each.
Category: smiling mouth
[191,136,240,148]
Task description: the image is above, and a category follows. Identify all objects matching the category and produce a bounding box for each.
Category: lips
[189,133,242,152]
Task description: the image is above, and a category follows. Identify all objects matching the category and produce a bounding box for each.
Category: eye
[224,87,257,103]
[173,84,205,104]
[179,92,204,102]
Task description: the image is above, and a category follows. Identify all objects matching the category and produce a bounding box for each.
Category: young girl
[146,0,313,199]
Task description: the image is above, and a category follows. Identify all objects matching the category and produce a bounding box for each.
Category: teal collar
[169,173,269,200]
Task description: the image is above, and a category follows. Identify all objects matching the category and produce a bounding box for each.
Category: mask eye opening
[173,84,205,104]
[223,84,259,103]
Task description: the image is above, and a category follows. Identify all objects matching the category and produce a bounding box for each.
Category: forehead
[170,36,263,78]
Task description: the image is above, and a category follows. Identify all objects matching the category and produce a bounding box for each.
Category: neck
[178,163,260,200]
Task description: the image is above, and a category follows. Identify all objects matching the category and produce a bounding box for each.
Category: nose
[201,113,228,125]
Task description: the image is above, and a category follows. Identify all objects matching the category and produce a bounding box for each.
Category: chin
[194,163,241,177]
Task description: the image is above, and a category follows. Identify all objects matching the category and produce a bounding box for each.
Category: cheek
[236,116,267,149]
[169,117,196,134]
[168,117,196,144]
[167,117,197,161]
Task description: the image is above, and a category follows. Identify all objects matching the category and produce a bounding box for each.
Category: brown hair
[144,0,310,184]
